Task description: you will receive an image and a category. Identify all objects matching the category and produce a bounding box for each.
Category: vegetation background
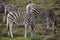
[0,0,60,40]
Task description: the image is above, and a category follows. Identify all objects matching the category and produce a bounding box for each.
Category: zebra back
[30,7,56,23]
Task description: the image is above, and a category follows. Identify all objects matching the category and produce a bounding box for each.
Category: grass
[0,25,60,40]
[0,0,60,40]
[0,32,60,40]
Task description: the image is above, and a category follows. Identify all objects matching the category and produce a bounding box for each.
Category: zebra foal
[6,10,36,38]
[6,11,28,38]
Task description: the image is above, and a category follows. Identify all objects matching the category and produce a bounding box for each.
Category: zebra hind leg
[46,18,50,33]
[3,16,6,23]
[31,25,35,37]
[24,24,27,38]
[9,22,13,38]
[6,18,11,37]
[52,21,57,34]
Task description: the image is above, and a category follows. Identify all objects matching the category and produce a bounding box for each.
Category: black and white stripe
[7,11,25,25]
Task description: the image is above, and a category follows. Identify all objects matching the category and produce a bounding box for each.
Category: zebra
[26,2,37,36]
[6,9,36,38]
[26,2,57,33]
[0,3,17,23]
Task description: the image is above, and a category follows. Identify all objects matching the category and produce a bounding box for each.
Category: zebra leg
[9,22,13,38]
[52,21,57,33]
[6,22,10,37]
[6,18,10,37]
[46,18,50,32]
[31,25,35,37]
[8,26,10,37]
[3,16,6,23]
[24,24,27,38]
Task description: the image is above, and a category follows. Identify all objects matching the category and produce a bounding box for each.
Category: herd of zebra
[0,2,57,38]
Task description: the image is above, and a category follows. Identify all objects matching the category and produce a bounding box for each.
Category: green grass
[0,0,60,40]
[0,26,60,40]
[0,32,60,40]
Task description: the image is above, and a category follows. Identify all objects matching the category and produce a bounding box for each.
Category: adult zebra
[0,3,17,23]
[26,1,57,33]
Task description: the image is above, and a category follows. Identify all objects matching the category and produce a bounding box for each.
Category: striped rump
[7,11,25,25]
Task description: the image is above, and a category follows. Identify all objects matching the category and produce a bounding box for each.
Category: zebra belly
[15,18,26,25]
